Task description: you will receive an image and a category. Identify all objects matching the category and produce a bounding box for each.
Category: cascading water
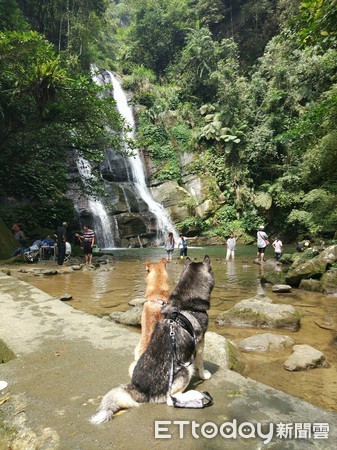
[76,157,117,248]
[107,71,178,243]
[73,67,177,248]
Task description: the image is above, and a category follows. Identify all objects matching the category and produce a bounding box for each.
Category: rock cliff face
[67,147,222,247]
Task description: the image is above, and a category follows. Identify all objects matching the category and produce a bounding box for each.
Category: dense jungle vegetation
[0,0,336,242]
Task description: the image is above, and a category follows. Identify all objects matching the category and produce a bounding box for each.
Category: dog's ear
[160,257,167,265]
[203,255,211,270]
[184,257,192,267]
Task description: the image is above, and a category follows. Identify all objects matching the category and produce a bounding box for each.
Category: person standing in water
[226,232,236,260]
[178,234,188,259]
[164,232,175,261]
[75,225,95,265]
[257,225,269,263]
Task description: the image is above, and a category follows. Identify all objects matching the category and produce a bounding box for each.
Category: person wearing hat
[55,221,68,266]
[257,225,269,263]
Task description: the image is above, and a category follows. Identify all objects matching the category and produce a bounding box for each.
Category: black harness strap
[165,309,197,397]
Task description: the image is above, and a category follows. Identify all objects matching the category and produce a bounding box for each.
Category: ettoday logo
[154,420,330,444]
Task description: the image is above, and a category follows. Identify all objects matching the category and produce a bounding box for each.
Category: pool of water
[11,245,337,412]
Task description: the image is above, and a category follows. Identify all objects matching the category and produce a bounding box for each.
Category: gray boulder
[109,306,143,327]
[284,344,329,371]
[260,270,286,286]
[238,333,295,352]
[204,331,246,373]
[285,257,327,287]
[320,269,337,295]
[216,293,300,331]
[299,278,322,292]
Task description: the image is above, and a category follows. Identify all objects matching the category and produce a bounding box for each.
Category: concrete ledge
[1,273,337,449]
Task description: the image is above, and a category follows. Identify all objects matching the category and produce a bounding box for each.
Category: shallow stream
[12,245,337,412]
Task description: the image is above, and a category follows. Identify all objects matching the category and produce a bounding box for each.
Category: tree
[0,31,122,207]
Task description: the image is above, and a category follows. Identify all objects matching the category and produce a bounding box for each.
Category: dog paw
[166,396,174,407]
[199,369,211,380]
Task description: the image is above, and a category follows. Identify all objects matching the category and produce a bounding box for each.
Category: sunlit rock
[284,344,328,371]
[238,333,295,352]
[216,293,300,331]
[204,331,246,373]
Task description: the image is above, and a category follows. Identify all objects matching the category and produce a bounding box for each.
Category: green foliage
[296,0,337,50]
[121,0,192,75]
[0,29,124,236]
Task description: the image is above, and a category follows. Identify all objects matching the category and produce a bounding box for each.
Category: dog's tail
[90,383,146,424]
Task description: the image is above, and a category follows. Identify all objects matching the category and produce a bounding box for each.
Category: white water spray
[76,157,117,248]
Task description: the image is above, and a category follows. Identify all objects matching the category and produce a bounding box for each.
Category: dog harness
[164,309,213,409]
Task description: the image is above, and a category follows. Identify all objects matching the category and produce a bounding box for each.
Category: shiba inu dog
[135,258,169,361]
[91,256,214,424]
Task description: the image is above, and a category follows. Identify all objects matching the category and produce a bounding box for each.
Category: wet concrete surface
[1,271,337,449]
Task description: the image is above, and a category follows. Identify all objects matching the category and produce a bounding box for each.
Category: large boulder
[320,269,337,295]
[216,293,300,331]
[204,331,246,373]
[285,257,327,287]
[260,270,286,285]
[299,279,322,292]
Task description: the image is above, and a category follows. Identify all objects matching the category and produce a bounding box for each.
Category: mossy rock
[216,294,300,331]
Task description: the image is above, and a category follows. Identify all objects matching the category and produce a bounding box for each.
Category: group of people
[165,228,284,263]
[164,233,188,261]
[225,226,284,263]
[11,221,96,266]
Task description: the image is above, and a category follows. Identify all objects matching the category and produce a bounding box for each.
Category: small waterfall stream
[76,157,117,248]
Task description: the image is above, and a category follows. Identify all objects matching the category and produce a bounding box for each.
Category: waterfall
[76,157,117,249]
[108,71,177,244]
[73,66,177,248]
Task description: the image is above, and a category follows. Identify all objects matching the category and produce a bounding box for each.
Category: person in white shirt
[226,233,236,260]
[257,225,269,263]
[272,237,283,260]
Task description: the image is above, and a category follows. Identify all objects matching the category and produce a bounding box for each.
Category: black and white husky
[90,255,214,424]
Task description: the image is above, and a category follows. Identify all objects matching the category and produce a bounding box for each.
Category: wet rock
[299,279,322,292]
[285,257,327,287]
[204,331,246,373]
[318,245,337,265]
[278,253,294,264]
[284,344,329,371]
[128,297,146,307]
[320,269,337,295]
[238,333,295,352]
[260,270,286,286]
[216,293,300,331]
[58,293,73,301]
[70,265,82,271]
[109,306,143,327]
[291,248,320,269]
[36,269,58,276]
[82,264,96,271]
[272,284,292,293]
